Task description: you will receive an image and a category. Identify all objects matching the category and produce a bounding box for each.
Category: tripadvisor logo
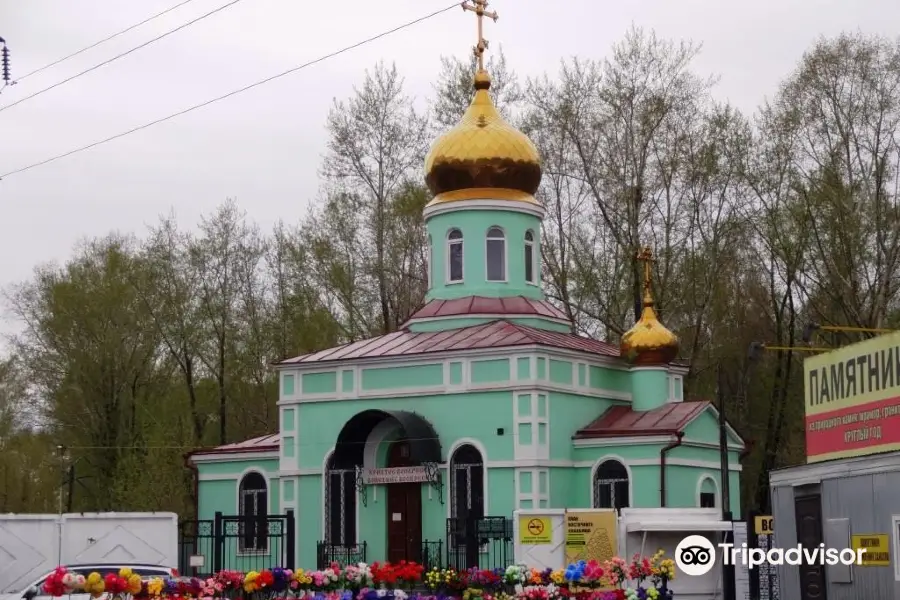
[675,535,865,576]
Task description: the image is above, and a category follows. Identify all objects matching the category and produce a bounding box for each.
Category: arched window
[324,454,357,546]
[447,229,464,282]
[524,230,536,284]
[593,460,629,510]
[238,471,268,552]
[450,444,485,547]
[485,227,506,281]
[698,476,718,508]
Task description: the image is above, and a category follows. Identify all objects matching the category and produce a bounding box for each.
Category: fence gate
[179,511,295,575]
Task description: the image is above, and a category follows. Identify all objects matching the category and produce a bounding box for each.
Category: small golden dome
[424,70,542,205]
[620,247,679,365]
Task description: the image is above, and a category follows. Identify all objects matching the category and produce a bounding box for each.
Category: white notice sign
[364,466,429,485]
[732,522,751,600]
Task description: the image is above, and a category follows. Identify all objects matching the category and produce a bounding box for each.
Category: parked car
[1,564,177,600]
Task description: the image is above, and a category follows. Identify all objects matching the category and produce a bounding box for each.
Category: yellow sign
[519,516,552,544]
[564,510,618,564]
[754,515,774,535]
[804,331,900,463]
[851,534,890,566]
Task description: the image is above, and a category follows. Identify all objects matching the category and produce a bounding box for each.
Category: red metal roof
[405,296,569,324]
[192,434,280,456]
[279,320,619,365]
[574,401,710,438]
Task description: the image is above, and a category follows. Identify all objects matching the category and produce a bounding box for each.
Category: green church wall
[282,373,295,396]
[548,392,616,459]
[282,408,296,432]
[449,362,463,384]
[549,468,581,507]
[470,359,510,383]
[548,359,572,384]
[588,366,631,393]
[517,357,530,379]
[302,371,337,395]
[296,476,323,567]
[489,468,515,513]
[630,368,668,410]
[282,436,295,458]
[294,391,516,470]
[682,408,743,447]
[278,355,639,403]
[361,364,444,390]
[425,210,543,301]
[197,458,279,478]
[342,370,354,393]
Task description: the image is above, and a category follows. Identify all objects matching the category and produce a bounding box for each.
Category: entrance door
[795,494,826,600]
[386,440,423,563]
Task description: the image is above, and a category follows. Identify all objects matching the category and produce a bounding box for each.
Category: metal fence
[178,511,295,576]
[445,516,513,571]
[316,541,368,570]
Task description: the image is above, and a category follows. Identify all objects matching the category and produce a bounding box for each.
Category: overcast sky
[1,0,898,333]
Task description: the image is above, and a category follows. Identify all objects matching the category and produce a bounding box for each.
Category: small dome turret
[620,247,679,365]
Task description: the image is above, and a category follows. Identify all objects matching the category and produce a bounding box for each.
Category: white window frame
[591,458,631,510]
[449,446,486,518]
[524,229,537,285]
[324,466,357,546]
[485,226,507,282]
[893,515,900,581]
[669,374,683,402]
[696,475,719,508]
[237,471,269,554]
[446,228,464,284]
[426,234,432,288]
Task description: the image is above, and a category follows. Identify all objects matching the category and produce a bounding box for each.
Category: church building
[187,1,745,571]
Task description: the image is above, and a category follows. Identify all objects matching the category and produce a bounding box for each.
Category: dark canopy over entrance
[331,409,442,469]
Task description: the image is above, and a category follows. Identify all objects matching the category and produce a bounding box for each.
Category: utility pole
[0,37,10,94]
[717,364,735,600]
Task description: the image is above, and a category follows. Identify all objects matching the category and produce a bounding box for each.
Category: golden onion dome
[424,70,542,205]
[620,247,679,365]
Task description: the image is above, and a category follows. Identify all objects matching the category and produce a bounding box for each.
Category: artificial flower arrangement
[41,552,675,600]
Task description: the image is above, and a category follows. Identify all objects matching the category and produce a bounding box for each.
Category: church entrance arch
[331,409,442,469]
[386,439,423,563]
[330,409,440,562]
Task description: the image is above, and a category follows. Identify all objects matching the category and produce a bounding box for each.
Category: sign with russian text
[518,516,552,544]
[804,331,900,462]
[564,510,617,564]
[851,533,890,566]
[363,466,428,485]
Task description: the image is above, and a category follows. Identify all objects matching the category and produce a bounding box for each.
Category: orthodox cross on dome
[636,246,656,305]
[461,0,498,72]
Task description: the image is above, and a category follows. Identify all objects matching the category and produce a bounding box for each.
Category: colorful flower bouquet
[41,552,674,600]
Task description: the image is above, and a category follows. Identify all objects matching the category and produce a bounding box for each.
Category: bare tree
[322,62,431,334]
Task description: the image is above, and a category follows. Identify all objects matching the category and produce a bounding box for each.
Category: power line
[0,0,244,114]
[47,431,527,452]
[0,2,459,181]
[14,0,201,82]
